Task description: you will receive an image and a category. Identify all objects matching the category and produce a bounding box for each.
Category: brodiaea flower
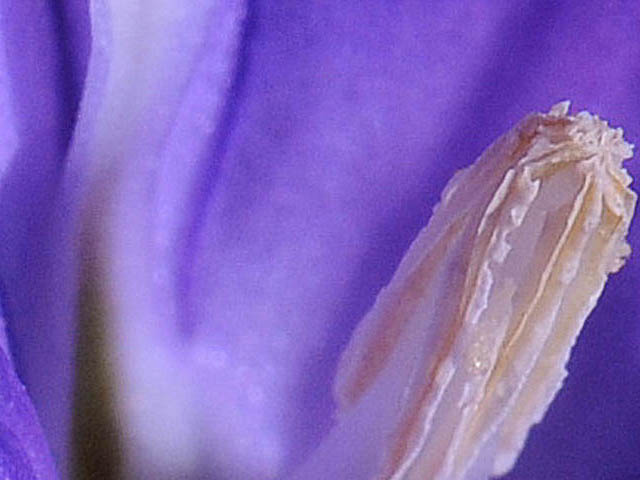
[1,2,639,480]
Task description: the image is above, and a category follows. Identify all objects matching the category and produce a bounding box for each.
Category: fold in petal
[0,0,90,474]
[69,0,246,477]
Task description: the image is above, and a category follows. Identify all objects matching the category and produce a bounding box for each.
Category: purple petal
[0,345,57,479]
[0,0,90,473]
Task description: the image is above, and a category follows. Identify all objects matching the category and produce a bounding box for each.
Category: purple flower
[1,1,639,479]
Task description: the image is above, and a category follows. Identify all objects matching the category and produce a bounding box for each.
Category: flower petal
[70,0,246,477]
[0,345,57,479]
[0,0,90,472]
